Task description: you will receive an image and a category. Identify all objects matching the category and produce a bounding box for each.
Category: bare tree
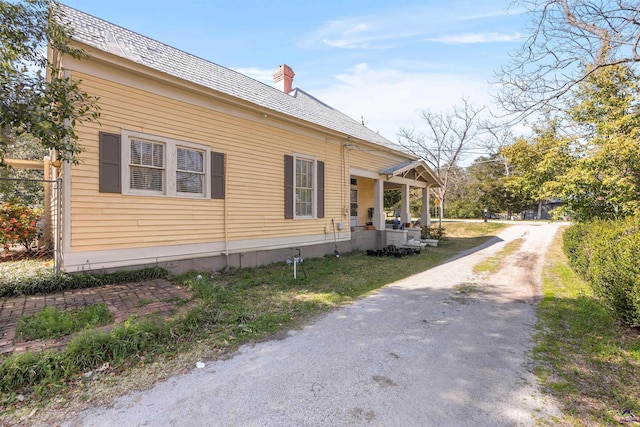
[398,99,485,227]
[497,0,640,118]
[479,121,515,177]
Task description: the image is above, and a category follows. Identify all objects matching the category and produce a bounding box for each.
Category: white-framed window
[295,155,316,218]
[176,147,205,195]
[130,139,164,193]
[122,130,210,198]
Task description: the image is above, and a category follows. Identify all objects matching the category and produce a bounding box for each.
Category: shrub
[421,226,447,240]
[0,202,43,252]
[562,221,591,276]
[563,217,640,327]
[0,265,169,297]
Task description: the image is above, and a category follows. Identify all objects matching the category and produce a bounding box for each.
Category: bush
[421,226,447,240]
[563,217,640,327]
[0,202,42,252]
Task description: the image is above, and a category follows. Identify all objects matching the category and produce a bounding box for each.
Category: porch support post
[373,179,385,230]
[401,183,411,225]
[421,187,431,228]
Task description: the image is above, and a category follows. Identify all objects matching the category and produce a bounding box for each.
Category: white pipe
[223,154,230,269]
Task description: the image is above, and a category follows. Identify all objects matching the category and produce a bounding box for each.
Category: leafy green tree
[0,133,47,206]
[0,0,99,164]
[500,116,573,218]
[383,189,401,215]
[551,65,640,220]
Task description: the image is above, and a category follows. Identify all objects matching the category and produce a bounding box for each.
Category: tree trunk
[537,199,543,219]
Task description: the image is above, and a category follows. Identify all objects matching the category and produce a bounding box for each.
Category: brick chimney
[273,64,295,93]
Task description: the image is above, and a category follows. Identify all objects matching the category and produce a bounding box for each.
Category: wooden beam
[4,159,45,170]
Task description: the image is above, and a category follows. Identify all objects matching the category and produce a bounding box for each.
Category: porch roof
[381,160,442,187]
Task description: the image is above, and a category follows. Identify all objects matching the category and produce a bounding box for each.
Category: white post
[43,156,51,248]
[421,187,431,228]
[373,179,385,230]
[401,184,411,226]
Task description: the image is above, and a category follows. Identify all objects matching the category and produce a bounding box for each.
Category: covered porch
[348,160,441,249]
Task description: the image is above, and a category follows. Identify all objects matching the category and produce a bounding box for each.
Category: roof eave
[58,41,417,160]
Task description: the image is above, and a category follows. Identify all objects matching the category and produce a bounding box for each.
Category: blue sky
[61,1,529,152]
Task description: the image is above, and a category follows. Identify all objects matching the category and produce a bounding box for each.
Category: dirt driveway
[63,223,563,426]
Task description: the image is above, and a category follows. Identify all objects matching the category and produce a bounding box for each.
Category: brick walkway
[0,279,193,355]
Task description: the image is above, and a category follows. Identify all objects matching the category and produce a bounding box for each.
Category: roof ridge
[57,2,279,93]
[56,3,410,155]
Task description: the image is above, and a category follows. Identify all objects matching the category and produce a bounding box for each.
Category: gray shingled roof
[57,4,410,155]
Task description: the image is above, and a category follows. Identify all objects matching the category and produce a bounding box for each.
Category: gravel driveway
[63,223,563,426]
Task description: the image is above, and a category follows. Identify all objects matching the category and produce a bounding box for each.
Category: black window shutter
[99,132,121,193]
[211,152,225,199]
[317,161,324,218]
[284,155,293,219]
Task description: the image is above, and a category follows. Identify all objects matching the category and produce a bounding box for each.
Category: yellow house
[52,5,441,273]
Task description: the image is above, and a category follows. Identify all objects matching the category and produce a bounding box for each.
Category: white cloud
[311,63,498,145]
[300,11,434,50]
[232,67,274,84]
[427,32,522,44]
[300,3,524,50]
[457,7,527,21]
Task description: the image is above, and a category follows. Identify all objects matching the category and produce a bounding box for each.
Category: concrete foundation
[93,229,385,275]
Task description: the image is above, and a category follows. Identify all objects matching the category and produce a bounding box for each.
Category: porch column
[421,187,431,228]
[373,178,385,230]
[401,183,411,225]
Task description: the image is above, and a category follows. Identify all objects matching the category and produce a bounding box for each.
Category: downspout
[343,143,355,237]
[346,145,352,224]
[223,154,230,270]
[340,142,345,222]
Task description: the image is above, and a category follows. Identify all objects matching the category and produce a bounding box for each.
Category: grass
[137,298,153,307]
[16,304,114,341]
[535,228,640,425]
[441,220,505,238]
[0,222,509,423]
[472,238,524,275]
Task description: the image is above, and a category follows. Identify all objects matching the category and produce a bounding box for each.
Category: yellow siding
[349,147,408,172]
[68,69,350,252]
[357,178,375,226]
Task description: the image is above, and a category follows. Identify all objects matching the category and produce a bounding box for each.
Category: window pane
[177,172,203,194]
[141,142,152,165]
[295,158,314,216]
[296,188,312,216]
[131,141,142,164]
[177,148,204,194]
[177,148,203,172]
[131,140,164,167]
[131,166,163,191]
[130,140,165,193]
[153,144,164,167]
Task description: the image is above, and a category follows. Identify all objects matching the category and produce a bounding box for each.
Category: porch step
[420,239,439,247]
